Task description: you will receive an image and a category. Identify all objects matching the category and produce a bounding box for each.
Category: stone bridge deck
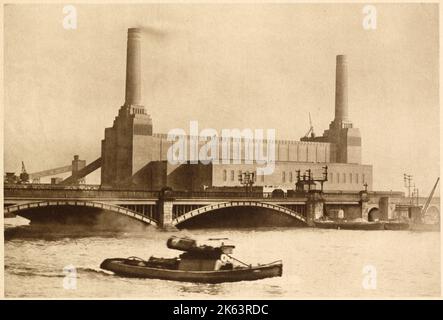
[4,184,404,202]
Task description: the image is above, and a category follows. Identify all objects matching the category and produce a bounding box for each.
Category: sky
[3,3,440,194]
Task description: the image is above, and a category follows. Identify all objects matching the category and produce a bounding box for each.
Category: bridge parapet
[170,191,277,199]
[4,185,160,200]
[5,184,401,202]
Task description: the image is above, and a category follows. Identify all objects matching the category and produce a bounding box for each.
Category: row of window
[222,169,366,184]
[328,172,366,184]
[223,170,241,182]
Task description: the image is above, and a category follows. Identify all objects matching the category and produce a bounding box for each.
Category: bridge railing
[4,186,299,200]
[169,191,277,199]
[166,191,314,201]
[5,184,406,202]
[4,185,160,199]
[4,183,103,190]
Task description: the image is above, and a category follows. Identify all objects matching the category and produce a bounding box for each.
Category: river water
[4,217,441,298]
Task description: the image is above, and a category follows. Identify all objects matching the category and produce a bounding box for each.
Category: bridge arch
[172,201,307,226]
[366,204,379,212]
[5,200,157,227]
[368,206,380,222]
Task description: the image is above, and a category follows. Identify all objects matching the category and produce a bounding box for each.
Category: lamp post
[238,171,256,194]
[295,166,328,193]
[363,183,368,192]
[412,186,419,206]
[403,173,413,199]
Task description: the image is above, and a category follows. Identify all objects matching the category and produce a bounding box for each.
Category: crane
[304,112,316,139]
[421,177,439,217]
[5,155,97,185]
[19,161,29,183]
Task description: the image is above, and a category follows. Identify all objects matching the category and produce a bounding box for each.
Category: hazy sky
[3,3,439,194]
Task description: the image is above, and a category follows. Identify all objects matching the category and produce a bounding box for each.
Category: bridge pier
[156,190,178,230]
[379,196,396,220]
[156,200,175,229]
[360,191,370,222]
[306,192,324,226]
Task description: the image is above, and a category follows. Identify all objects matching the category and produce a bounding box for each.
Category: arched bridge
[5,184,435,229]
[4,200,158,227]
[172,201,307,226]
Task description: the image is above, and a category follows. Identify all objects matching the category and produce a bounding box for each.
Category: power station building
[101,28,373,192]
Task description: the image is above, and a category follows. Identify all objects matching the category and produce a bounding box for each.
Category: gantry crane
[19,161,29,183]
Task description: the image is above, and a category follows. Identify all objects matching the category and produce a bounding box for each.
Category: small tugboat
[100,236,283,283]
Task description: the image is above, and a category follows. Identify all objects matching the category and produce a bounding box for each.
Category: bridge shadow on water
[176,206,307,229]
[5,206,155,241]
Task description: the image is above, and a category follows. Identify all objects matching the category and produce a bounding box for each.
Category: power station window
[337,173,340,183]
[356,174,359,184]
[330,173,334,183]
[289,172,293,183]
[349,173,352,184]
[362,174,366,184]
[282,171,286,183]
[230,170,234,181]
[260,174,264,182]
[343,173,346,183]
[223,170,227,182]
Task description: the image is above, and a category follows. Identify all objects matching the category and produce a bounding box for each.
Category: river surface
[4,218,441,298]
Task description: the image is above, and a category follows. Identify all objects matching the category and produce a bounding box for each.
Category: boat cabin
[167,236,235,271]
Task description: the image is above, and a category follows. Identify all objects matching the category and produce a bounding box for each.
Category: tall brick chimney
[334,54,349,123]
[125,28,142,106]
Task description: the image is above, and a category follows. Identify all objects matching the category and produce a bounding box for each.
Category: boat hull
[100,258,283,283]
[383,222,410,230]
[314,221,385,230]
[314,220,415,231]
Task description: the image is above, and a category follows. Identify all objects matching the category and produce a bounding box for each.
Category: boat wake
[5,264,113,278]
[5,266,65,278]
[76,267,115,277]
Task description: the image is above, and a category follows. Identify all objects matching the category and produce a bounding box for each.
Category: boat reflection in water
[100,236,283,283]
